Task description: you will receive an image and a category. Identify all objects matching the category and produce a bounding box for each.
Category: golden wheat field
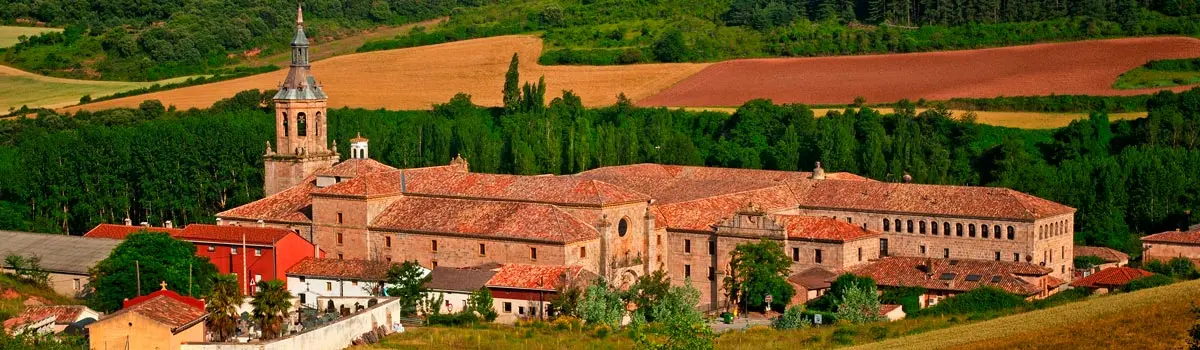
[64,35,712,112]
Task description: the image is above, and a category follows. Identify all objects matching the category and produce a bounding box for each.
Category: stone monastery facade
[217,9,1077,311]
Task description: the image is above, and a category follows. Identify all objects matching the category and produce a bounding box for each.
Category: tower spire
[297,2,304,25]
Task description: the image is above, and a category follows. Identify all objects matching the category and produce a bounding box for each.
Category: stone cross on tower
[263,2,339,196]
[160,281,167,291]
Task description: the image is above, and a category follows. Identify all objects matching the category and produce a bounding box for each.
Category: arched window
[894,219,901,233]
[1007,226,1015,240]
[981,225,989,238]
[883,219,890,232]
[969,224,976,237]
[931,221,939,235]
[919,221,927,234]
[944,222,951,236]
[906,220,914,233]
[994,225,1002,240]
[315,112,322,137]
[956,223,963,236]
[297,112,307,136]
[282,112,289,137]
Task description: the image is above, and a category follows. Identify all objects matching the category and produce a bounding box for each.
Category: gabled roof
[576,163,869,182]
[799,180,1075,221]
[777,215,880,242]
[3,305,93,332]
[107,289,206,332]
[1074,245,1130,263]
[1141,229,1200,245]
[314,158,396,178]
[655,185,796,232]
[177,224,296,246]
[83,224,183,240]
[425,267,497,293]
[788,267,838,290]
[852,257,1053,296]
[485,264,587,291]
[1070,267,1153,289]
[286,257,395,281]
[370,197,600,243]
[217,175,318,223]
[0,231,122,275]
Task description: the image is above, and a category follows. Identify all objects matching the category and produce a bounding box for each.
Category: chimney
[164,220,173,229]
[902,172,913,183]
[257,220,265,228]
[140,222,149,227]
[123,217,133,226]
[215,218,223,225]
[810,161,826,180]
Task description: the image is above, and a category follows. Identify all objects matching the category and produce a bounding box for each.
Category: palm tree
[205,274,241,342]
[250,279,292,340]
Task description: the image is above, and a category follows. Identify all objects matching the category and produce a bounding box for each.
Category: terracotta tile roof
[286,257,394,280]
[1074,245,1130,263]
[1070,267,1153,289]
[1141,229,1200,245]
[879,304,902,316]
[426,267,497,292]
[577,163,875,183]
[314,158,397,178]
[788,267,838,290]
[83,224,183,240]
[485,264,585,291]
[798,179,1075,221]
[3,305,90,331]
[579,176,781,205]
[108,290,206,331]
[371,197,600,243]
[655,185,796,232]
[852,257,1053,296]
[776,216,880,242]
[217,175,318,223]
[176,224,295,246]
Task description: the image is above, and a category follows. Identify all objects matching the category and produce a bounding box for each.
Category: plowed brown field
[64,35,710,112]
[640,37,1200,107]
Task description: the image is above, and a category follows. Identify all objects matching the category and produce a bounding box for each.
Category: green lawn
[0,26,62,49]
[1114,67,1200,89]
[0,65,199,112]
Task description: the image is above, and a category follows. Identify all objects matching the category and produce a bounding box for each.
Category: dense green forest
[0,0,486,80]
[2,84,1200,255]
[359,0,1200,65]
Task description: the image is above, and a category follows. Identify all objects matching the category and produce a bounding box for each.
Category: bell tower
[264,3,338,196]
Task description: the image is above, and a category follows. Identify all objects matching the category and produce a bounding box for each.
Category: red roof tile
[371,197,599,243]
[217,175,318,223]
[314,158,397,178]
[655,185,797,232]
[776,216,880,242]
[485,264,584,291]
[286,257,395,280]
[1141,229,1200,245]
[879,304,902,316]
[1070,267,1153,289]
[177,224,295,246]
[799,180,1075,221]
[852,257,1053,295]
[1074,245,1130,263]
[109,289,206,330]
[83,224,182,240]
[3,305,90,331]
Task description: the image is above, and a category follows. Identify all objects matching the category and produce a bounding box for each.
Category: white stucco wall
[182,298,403,350]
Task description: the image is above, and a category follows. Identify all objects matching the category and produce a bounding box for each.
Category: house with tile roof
[1070,266,1153,294]
[1141,226,1200,268]
[0,230,122,298]
[88,284,207,350]
[2,305,99,335]
[1074,245,1130,277]
[852,256,1064,307]
[285,257,427,310]
[425,266,499,314]
[484,264,593,323]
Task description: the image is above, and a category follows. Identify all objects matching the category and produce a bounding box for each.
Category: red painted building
[84,223,321,295]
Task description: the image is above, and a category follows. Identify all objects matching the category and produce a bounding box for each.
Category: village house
[1069,266,1154,294]
[852,256,1065,307]
[1141,225,1200,268]
[485,264,592,323]
[0,230,122,298]
[425,266,498,314]
[88,284,207,350]
[1074,245,1130,277]
[84,222,320,295]
[285,257,425,310]
[212,2,1079,313]
[3,305,99,335]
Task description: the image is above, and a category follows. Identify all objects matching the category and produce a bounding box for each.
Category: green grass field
[1114,65,1200,89]
[0,26,62,49]
[0,64,198,112]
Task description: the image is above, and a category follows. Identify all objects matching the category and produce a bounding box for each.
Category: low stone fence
[182,297,403,350]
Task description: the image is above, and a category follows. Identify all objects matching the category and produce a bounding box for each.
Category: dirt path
[640,37,1200,107]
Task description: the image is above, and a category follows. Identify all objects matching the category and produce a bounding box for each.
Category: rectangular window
[907,220,914,233]
[684,264,691,278]
[709,240,716,255]
[254,249,262,257]
[880,238,889,257]
[337,212,343,224]
[995,251,1001,261]
[479,243,486,256]
[73,279,81,291]
[944,248,950,259]
[299,293,306,305]
[231,248,238,255]
[792,247,800,262]
[337,233,343,245]
[920,245,926,255]
[657,235,662,246]
[432,259,438,267]
[815,249,823,264]
[1061,246,1064,259]
[504,302,512,313]
[846,217,853,223]
[858,247,863,262]
[531,247,538,260]
[207,245,215,252]
[1014,253,1020,262]
[352,280,358,286]
[580,246,587,258]
[432,240,438,252]
[708,267,715,281]
[386,236,392,248]
[337,253,343,259]
[684,239,691,253]
[519,306,526,315]
[326,282,332,291]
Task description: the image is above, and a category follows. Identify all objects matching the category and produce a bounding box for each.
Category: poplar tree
[503,53,521,113]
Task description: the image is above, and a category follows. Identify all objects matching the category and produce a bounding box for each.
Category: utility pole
[135,260,142,296]
[243,231,249,295]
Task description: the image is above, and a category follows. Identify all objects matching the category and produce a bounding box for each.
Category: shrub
[835,282,885,324]
[1032,287,1093,309]
[1074,255,1107,270]
[580,280,625,328]
[773,306,812,330]
[910,287,1028,318]
[880,287,925,314]
[1123,274,1175,292]
[426,311,480,326]
[593,324,611,338]
[801,309,837,326]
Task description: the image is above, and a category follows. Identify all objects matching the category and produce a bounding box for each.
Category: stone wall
[387,231,568,270]
[1144,241,1200,268]
[182,298,403,350]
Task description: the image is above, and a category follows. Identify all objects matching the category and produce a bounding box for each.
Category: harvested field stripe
[676,107,1146,129]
